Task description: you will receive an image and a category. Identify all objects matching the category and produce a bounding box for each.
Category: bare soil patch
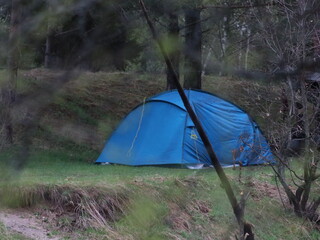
[0,209,60,240]
[249,179,289,203]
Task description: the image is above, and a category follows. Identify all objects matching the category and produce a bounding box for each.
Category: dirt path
[0,210,61,240]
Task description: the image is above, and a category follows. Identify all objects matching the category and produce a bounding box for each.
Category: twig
[199,2,278,10]
[275,174,287,209]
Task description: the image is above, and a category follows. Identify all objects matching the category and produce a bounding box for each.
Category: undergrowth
[0,169,319,240]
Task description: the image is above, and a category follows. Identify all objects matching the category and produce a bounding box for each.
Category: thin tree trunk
[300,74,311,212]
[0,0,20,147]
[44,2,53,68]
[244,28,251,70]
[201,45,211,77]
[44,34,53,68]
[238,24,243,69]
[166,12,180,90]
[183,8,202,89]
[202,39,215,77]
[219,12,230,76]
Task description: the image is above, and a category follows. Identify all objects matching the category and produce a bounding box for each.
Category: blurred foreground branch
[139,1,254,239]
[0,0,20,147]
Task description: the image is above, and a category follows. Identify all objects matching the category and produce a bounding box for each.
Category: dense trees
[0,1,294,74]
[0,1,264,87]
[183,7,202,89]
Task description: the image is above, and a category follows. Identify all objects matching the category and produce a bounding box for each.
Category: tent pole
[139,1,253,239]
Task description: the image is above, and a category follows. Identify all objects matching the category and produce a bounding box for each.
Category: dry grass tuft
[0,184,131,231]
[187,200,211,214]
[167,203,192,232]
[43,185,130,229]
[248,180,289,203]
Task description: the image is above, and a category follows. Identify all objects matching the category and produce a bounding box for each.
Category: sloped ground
[18,69,166,151]
[16,69,278,150]
[0,69,318,239]
[0,171,319,240]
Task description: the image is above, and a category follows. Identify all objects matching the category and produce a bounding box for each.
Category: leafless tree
[248,0,320,224]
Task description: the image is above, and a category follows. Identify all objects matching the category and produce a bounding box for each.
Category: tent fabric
[96,89,274,167]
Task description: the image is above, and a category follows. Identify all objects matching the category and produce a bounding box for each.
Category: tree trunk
[201,45,212,77]
[244,28,251,70]
[44,2,54,68]
[0,0,20,147]
[166,12,180,90]
[238,24,244,69]
[183,8,202,89]
[44,34,53,68]
[219,11,231,76]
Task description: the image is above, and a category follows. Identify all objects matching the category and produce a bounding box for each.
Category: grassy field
[0,69,319,239]
[1,148,319,239]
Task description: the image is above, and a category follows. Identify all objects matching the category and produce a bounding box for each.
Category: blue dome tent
[96,90,274,167]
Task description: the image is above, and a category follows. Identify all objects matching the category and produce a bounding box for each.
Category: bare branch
[200,2,278,10]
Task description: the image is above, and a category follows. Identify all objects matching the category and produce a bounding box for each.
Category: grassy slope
[1,153,318,239]
[0,69,319,239]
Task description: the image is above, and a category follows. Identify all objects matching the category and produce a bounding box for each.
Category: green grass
[0,147,275,186]
[1,149,208,185]
[1,148,319,240]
